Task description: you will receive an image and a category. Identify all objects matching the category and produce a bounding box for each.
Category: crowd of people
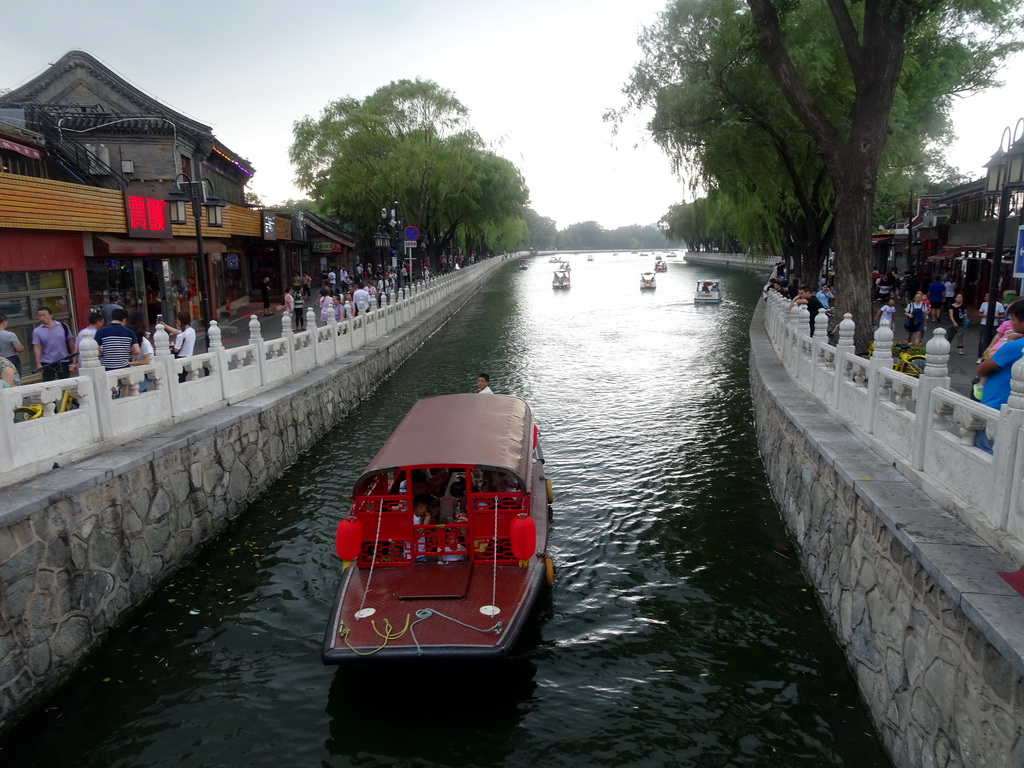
[0,292,196,391]
[764,263,1024,454]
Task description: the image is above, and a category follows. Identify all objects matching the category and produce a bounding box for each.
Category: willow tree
[626,0,836,277]
[746,0,1023,347]
[290,79,528,263]
[628,0,1022,346]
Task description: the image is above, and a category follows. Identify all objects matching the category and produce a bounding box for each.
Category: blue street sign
[405,225,420,241]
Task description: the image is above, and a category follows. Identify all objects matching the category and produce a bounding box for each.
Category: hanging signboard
[1015,225,1024,278]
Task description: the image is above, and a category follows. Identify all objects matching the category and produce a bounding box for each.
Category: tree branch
[745,0,842,159]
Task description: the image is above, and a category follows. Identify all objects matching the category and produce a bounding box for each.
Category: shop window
[0,269,73,353]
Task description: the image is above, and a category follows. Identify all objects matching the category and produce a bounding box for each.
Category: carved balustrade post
[911,328,951,470]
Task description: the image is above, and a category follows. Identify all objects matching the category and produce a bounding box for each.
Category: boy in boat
[413,492,467,562]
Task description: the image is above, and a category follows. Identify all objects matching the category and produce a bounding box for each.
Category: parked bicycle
[866,341,925,378]
[891,342,925,377]
[11,354,80,421]
[12,386,79,421]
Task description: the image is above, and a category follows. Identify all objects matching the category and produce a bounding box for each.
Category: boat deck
[326,558,540,659]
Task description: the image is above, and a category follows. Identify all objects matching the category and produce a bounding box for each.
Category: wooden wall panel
[0,174,124,232]
[0,173,292,242]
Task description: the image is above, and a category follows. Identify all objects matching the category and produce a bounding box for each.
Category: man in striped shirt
[93,308,140,371]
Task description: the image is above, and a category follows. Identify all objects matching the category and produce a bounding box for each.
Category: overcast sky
[2,0,1022,231]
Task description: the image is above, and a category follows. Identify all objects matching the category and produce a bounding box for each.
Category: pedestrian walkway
[200,300,287,349]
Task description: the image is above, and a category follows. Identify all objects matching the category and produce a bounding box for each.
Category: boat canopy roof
[355,394,534,490]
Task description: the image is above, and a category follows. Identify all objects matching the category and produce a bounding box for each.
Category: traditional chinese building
[0,50,302,347]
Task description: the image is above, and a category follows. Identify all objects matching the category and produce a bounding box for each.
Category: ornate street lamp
[382,201,405,289]
[374,226,389,273]
[167,173,222,349]
[983,118,1024,346]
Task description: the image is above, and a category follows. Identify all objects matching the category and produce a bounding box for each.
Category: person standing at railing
[32,307,75,381]
[72,313,103,373]
[158,312,195,384]
[93,308,140,371]
[127,311,154,392]
[158,313,195,358]
[974,300,1024,453]
[0,313,26,376]
[353,282,371,315]
[977,293,1007,361]
[789,287,823,336]
[0,355,19,389]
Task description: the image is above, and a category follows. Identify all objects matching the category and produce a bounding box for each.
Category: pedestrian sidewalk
[196,300,289,350]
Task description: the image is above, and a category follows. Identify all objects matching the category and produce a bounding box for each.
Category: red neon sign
[124,194,171,238]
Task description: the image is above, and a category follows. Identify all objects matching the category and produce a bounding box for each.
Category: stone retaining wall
[750,301,1024,767]
[0,271,492,732]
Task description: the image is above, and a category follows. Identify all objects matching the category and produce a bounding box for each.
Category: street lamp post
[382,201,405,290]
[983,119,1024,347]
[168,173,224,350]
[373,226,389,276]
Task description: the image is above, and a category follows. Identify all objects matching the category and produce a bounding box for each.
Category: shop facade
[0,229,87,353]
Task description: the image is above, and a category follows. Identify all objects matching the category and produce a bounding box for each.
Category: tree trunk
[832,169,877,352]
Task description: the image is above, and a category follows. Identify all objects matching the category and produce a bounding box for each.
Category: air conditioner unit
[84,143,111,175]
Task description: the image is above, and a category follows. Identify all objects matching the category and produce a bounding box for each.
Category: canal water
[1,253,892,767]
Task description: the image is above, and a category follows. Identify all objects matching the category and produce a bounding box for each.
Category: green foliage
[624,0,1024,298]
[624,0,837,274]
[290,79,530,260]
[266,198,318,215]
[551,221,676,251]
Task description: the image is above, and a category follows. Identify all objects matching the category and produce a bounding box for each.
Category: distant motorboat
[640,272,656,290]
[552,269,571,289]
[654,261,668,272]
[694,280,723,303]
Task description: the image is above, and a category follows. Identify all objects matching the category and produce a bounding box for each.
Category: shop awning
[871,235,893,244]
[0,137,42,159]
[93,235,227,255]
[929,247,964,261]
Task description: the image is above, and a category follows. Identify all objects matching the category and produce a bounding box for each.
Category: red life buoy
[335,516,363,561]
[510,513,536,561]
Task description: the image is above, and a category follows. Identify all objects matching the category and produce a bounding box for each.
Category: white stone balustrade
[762,291,1024,556]
[0,261,501,484]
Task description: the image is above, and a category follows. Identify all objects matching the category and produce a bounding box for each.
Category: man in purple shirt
[32,307,75,381]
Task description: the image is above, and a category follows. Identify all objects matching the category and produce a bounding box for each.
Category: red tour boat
[322,393,554,662]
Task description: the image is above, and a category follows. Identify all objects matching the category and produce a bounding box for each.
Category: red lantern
[335,516,363,561]
[510,513,536,561]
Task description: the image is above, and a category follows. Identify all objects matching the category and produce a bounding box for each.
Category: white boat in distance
[694,280,723,303]
[640,272,656,290]
[552,269,571,289]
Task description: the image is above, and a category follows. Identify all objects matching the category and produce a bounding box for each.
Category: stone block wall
[750,316,1024,768]
[0,277,484,732]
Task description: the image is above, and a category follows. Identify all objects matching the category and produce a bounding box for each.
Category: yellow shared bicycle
[866,341,926,378]
[12,387,79,422]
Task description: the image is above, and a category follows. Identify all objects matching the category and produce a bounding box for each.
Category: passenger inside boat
[412,484,468,562]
